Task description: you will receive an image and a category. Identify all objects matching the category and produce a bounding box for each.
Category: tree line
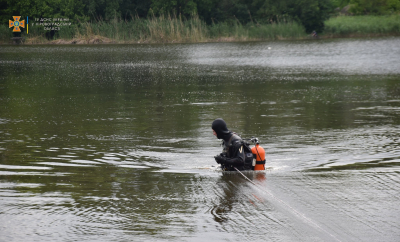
[2,0,400,33]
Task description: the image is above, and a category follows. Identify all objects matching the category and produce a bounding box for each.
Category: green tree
[252,0,333,33]
[149,0,198,17]
[349,0,400,14]
[330,0,351,8]
[59,0,87,21]
[194,0,256,24]
[119,0,152,19]
[195,0,220,24]
[2,0,87,23]
[216,0,252,23]
[105,0,122,20]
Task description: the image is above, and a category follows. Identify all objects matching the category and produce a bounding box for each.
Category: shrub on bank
[324,15,400,37]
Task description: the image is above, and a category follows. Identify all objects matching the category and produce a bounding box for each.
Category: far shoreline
[2,15,400,46]
[2,33,400,46]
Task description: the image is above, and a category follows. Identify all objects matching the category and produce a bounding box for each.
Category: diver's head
[212,118,231,140]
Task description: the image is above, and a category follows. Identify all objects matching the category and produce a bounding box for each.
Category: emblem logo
[9,16,25,32]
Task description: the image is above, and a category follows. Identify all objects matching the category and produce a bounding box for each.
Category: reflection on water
[1,37,400,241]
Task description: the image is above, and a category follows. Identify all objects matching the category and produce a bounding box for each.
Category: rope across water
[233,167,342,242]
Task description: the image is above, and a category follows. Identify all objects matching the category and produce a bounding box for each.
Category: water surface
[1,37,400,241]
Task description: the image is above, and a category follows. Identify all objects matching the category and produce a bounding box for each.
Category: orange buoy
[251,144,266,170]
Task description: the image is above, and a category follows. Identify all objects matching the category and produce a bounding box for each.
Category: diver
[312,30,318,38]
[212,118,251,171]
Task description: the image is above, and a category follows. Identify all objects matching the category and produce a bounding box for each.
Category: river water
[0,37,399,241]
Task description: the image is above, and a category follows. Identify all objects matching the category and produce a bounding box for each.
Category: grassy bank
[2,14,307,44]
[2,14,400,44]
[324,15,400,37]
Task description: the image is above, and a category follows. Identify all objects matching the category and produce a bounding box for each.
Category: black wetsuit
[220,133,247,171]
[212,118,247,171]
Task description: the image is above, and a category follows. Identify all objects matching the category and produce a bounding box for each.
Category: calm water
[1,37,400,241]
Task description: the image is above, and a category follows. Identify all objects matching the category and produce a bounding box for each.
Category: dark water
[1,37,400,241]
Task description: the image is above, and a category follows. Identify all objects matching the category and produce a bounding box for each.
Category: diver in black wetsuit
[212,118,248,171]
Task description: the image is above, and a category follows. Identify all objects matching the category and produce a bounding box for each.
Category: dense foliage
[348,0,400,14]
[1,0,399,34]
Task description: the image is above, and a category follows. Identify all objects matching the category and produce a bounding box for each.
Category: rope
[233,167,342,242]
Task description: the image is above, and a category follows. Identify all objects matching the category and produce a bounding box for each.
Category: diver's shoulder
[230,133,243,144]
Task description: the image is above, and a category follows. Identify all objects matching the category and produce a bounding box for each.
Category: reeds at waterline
[57,13,209,43]
[1,14,307,44]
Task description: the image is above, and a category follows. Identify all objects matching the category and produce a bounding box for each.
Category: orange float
[251,144,266,170]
